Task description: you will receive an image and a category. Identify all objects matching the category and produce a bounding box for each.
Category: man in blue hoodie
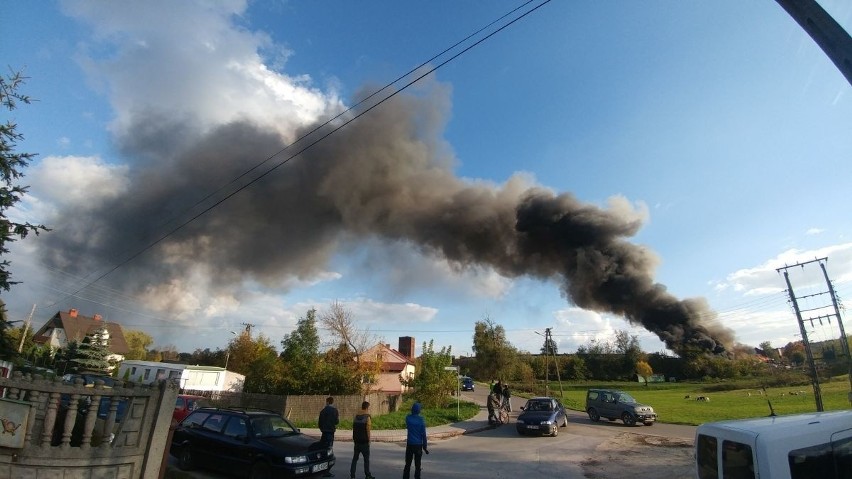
[403,402,428,479]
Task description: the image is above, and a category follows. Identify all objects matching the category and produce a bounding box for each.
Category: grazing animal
[684,395,691,399]
[696,396,710,402]
[747,392,751,397]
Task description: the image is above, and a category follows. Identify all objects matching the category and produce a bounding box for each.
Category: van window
[789,442,834,479]
[696,434,718,479]
[722,440,754,479]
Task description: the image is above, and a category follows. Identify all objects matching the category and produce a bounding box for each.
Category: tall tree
[471,316,516,381]
[0,71,49,292]
[124,330,154,360]
[279,308,322,393]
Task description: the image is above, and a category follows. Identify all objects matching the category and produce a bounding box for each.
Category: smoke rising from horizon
[34,80,735,356]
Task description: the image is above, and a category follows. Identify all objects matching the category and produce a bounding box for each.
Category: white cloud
[23,155,129,219]
[806,227,824,235]
[62,0,342,141]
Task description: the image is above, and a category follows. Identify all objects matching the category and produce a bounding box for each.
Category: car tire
[250,461,272,479]
[562,416,568,428]
[551,424,558,437]
[178,446,194,471]
[587,408,600,422]
[621,413,636,426]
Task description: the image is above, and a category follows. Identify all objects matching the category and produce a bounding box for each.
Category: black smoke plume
[35,83,734,356]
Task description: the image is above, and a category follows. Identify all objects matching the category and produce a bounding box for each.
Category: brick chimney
[398,336,415,360]
[69,308,78,318]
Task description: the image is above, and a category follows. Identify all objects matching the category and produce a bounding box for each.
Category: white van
[694,410,852,479]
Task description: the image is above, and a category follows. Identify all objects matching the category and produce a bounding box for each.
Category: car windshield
[251,415,297,437]
[527,400,553,412]
[616,393,636,403]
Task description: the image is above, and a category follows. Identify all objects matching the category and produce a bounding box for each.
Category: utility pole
[537,328,564,398]
[17,304,36,354]
[240,322,254,337]
[777,257,851,411]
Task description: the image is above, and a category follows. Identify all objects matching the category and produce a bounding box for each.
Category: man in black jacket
[318,396,339,477]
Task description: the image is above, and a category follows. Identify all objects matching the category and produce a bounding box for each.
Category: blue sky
[2,0,851,359]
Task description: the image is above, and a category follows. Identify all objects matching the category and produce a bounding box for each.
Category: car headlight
[327,448,334,457]
[285,455,308,464]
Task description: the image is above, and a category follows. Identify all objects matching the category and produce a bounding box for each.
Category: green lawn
[534,377,852,425]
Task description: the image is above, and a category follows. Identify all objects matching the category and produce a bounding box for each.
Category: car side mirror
[520,406,525,411]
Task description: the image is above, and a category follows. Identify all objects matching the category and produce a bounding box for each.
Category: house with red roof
[32,308,130,364]
[359,336,416,394]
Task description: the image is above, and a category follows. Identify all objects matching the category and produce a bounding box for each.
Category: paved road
[164,385,697,478]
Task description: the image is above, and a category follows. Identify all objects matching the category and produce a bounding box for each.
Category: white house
[117,360,245,393]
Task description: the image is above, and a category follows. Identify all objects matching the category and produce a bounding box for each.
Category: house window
[156,368,166,380]
[362,374,375,384]
[131,367,137,375]
[144,369,151,380]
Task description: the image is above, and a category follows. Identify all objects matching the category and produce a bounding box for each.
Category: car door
[194,413,228,469]
[216,415,252,475]
[598,392,615,419]
[555,399,566,425]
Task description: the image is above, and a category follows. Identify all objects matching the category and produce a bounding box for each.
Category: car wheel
[178,446,194,471]
[562,415,569,428]
[587,408,600,422]
[250,461,272,479]
[621,412,636,426]
[551,424,558,437]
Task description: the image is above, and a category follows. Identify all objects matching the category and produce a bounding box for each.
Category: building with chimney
[31,308,130,364]
[359,336,416,394]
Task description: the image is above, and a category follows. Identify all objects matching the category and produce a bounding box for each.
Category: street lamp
[224,331,237,370]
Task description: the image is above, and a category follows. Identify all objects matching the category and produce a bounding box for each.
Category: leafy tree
[400,340,455,409]
[471,316,516,381]
[759,341,780,362]
[0,300,17,360]
[124,330,153,360]
[636,360,653,386]
[279,308,322,393]
[318,343,362,394]
[0,71,49,292]
[73,327,113,374]
[560,355,588,381]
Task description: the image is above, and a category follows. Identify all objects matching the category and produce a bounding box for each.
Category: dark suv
[170,407,335,479]
[585,389,657,426]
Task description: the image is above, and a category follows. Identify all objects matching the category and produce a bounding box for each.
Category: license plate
[526,425,539,429]
[312,462,329,473]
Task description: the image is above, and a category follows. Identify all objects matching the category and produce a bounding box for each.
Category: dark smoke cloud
[35,82,734,355]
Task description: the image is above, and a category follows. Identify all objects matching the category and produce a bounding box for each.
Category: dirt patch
[581,433,695,479]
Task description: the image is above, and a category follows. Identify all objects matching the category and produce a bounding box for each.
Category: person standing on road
[502,384,511,412]
[403,402,428,479]
[350,401,375,479]
[487,389,502,424]
[318,396,339,477]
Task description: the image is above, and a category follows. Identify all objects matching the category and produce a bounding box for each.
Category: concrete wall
[0,371,178,479]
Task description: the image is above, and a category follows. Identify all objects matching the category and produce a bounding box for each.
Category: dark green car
[585,389,657,426]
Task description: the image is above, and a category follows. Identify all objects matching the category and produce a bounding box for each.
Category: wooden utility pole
[17,304,36,354]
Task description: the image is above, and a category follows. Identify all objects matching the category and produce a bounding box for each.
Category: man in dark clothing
[502,384,512,412]
[318,396,339,477]
[350,401,375,479]
[403,402,428,479]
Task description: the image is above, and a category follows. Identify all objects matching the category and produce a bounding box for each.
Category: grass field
[533,376,852,425]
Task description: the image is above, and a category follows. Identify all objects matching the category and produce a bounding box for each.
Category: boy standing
[403,402,428,479]
[350,401,375,479]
